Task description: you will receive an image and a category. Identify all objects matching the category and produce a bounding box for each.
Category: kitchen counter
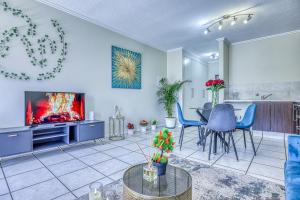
[225,100,300,103]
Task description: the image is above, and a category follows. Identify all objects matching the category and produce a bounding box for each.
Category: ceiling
[36,0,300,62]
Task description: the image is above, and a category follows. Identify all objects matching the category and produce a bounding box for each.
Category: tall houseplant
[157,78,189,128]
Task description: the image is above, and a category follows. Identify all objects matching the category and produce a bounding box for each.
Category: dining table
[189,106,242,154]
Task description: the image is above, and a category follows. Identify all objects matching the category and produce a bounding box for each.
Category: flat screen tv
[25,91,85,126]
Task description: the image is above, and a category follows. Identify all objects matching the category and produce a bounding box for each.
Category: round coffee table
[123,163,192,200]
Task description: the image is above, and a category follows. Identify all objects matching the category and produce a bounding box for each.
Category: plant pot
[128,129,134,135]
[151,125,156,131]
[165,117,176,129]
[152,162,167,176]
[140,126,147,133]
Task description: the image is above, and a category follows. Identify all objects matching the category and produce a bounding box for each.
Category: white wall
[229,31,300,85]
[183,54,208,120]
[0,0,167,131]
[208,61,219,79]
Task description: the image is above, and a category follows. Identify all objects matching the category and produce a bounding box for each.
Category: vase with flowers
[127,123,135,135]
[152,128,175,175]
[205,79,225,107]
[139,120,148,133]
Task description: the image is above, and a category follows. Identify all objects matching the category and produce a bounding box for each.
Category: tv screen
[25,91,85,126]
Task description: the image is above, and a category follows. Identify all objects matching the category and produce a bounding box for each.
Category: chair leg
[230,132,239,161]
[243,130,247,149]
[208,131,213,160]
[203,128,208,152]
[197,126,201,145]
[179,126,185,151]
[249,129,256,156]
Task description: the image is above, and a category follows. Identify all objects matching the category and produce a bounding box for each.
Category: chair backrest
[207,104,236,132]
[202,102,212,121]
[241,104,257,127]
[176,102,185,124]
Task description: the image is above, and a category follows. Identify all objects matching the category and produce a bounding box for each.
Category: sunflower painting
[112,46,141,89]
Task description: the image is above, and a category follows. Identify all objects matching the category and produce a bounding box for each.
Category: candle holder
[143,164,157,182]
[89,182,103,200]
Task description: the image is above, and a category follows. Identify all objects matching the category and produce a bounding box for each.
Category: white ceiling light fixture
[218,21,223,30]
[184,58,191,65]
[230,17,237,26]
[202,13,254,35]
[210,53,219,60]
[243,14,252,24]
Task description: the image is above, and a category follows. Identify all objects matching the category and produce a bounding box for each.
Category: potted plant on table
[157,78,189,128]
[205,79,225,107]
[127,123,135,135]
[152,128,175,176]
[139,120,148,133]
[151,120,158,131]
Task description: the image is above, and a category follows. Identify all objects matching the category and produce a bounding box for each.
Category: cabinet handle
[89,124,95,127]
[8,134,18,137]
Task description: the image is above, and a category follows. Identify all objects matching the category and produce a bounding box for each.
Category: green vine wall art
[0,1,68,81]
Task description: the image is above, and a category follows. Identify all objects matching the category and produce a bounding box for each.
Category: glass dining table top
[123,163,192,197]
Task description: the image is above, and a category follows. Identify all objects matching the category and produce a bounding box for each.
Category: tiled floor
[0,127,287,200]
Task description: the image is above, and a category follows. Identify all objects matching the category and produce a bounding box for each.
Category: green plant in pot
[151,120,157,131]
[157,78,189,128]
[152,128,175,175]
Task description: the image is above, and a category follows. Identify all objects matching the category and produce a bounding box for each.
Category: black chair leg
[179,126,185,151]
[230,132,239,161]
[203,128,208,152]
[197,126,201,145]
[208,131,213,160]
[249,129,256,156]
[243,130,247,149]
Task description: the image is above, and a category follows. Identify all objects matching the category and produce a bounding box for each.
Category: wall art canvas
[112,46,141,89]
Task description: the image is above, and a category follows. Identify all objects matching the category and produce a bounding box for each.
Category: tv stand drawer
[79,122,104,142]
[0,130,32,157]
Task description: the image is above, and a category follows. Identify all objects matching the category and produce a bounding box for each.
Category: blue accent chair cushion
[285,135,300,200]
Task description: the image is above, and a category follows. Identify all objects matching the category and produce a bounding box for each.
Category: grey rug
[78,155,285,200]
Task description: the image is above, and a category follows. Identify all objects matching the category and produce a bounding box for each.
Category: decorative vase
[128,129,134,135]
[152,162,167,176]
[165,117,176,128]
[212,90,219,107]
[140,126,147,133]
[143,165,157,182]
[151,125,156,131]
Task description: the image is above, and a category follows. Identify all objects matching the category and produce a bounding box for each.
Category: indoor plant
[152,128,175,175]
[157,78,189,128]
[139,120,148,133]
[205,79,225,107]
[127,123,135,135]
[151,120,157,131]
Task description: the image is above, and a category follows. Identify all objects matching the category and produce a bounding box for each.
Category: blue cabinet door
[79,122,104,142]
[0,131,33,157]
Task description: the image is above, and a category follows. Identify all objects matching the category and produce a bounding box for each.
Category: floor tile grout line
[245,134,263,175]
[0,162,14,200]
[32,153,77,198]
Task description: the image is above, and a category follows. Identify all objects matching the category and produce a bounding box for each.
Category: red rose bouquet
[205,79,225,106]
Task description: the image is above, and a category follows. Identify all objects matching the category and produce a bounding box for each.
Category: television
[25,91,85,126]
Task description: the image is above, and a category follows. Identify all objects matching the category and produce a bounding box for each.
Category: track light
[218,21,223,30]
[204,28,210,35]
[243,14,252,24]
[230,17,237,26]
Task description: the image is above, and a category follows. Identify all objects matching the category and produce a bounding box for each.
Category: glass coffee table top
[123,163,192,197]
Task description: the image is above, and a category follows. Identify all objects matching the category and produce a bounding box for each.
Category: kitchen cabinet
[253,101,295,133]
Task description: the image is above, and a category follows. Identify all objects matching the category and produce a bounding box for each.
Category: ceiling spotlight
[204,28,210,35]
[210,53,219,60]
[230,17,237,26]
[218,21,223,30]
[243,14,252,24]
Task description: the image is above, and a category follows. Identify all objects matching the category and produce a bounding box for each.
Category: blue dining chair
[203,104,238,161]
[236,103,257,156]
[176,102,206,150]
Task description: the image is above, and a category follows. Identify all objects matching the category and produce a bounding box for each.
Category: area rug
[78,155,285,200]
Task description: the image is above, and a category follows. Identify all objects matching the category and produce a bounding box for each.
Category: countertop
[225,100,300,103]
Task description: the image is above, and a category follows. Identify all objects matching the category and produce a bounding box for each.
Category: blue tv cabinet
[0,120,104,157]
